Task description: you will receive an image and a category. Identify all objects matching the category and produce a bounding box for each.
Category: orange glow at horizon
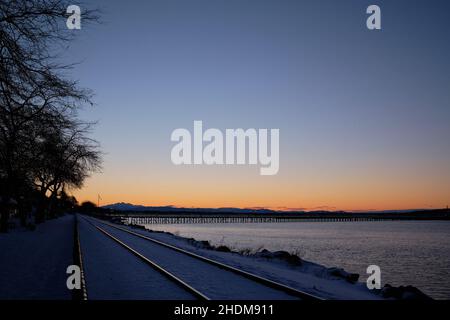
[72,161,450,211]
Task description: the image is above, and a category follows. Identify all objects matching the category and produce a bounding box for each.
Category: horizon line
[96,201,447,213]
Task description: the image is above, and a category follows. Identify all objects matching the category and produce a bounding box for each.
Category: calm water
[144,221,450,299]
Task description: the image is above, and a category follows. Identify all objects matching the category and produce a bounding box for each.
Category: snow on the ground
[0,213,384,300]
[114,220,384,300]
[78,216,196,300]
[0,215,74,299]
[94,219,299,300]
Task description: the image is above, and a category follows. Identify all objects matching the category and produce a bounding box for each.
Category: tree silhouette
[0,1,101,231]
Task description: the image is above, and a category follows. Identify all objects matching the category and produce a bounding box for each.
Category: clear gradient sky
[67,0,450,211]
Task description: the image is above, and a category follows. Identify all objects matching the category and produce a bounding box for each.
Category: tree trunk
[35,198,46,224]
[0,197,10,233]
[18,202,27,227]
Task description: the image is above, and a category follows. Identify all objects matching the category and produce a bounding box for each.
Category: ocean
[143,220,450,299]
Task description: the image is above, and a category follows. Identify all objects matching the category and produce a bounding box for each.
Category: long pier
[97,209,450,225]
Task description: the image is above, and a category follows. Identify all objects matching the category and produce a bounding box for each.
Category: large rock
[327,267,359,283]
[254,249,302,265]
[216,245,232,252]
[380,284,432,300]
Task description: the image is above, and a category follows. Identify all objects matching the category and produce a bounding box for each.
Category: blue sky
[66,0,450,210]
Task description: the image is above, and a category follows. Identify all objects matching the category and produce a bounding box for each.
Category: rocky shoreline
[126,223,432,300]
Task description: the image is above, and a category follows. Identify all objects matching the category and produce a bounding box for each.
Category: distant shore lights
[170,121,279,175]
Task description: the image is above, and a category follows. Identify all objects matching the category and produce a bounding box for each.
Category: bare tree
[0,1,101,231]
[34,115,101,221]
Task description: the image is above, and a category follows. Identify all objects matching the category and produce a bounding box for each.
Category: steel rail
[82,217,210,300]
[90,216,324,301]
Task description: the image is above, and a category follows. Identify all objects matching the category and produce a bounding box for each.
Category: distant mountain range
[102,202,430,214]
[102,202,277,214]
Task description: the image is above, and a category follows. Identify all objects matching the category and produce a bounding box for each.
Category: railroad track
[82,216,208,300]
[81,215,324,301]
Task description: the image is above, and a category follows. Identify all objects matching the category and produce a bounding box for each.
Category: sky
[66,0,450,211]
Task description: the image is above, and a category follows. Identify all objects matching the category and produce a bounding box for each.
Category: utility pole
[97,194,102,207]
